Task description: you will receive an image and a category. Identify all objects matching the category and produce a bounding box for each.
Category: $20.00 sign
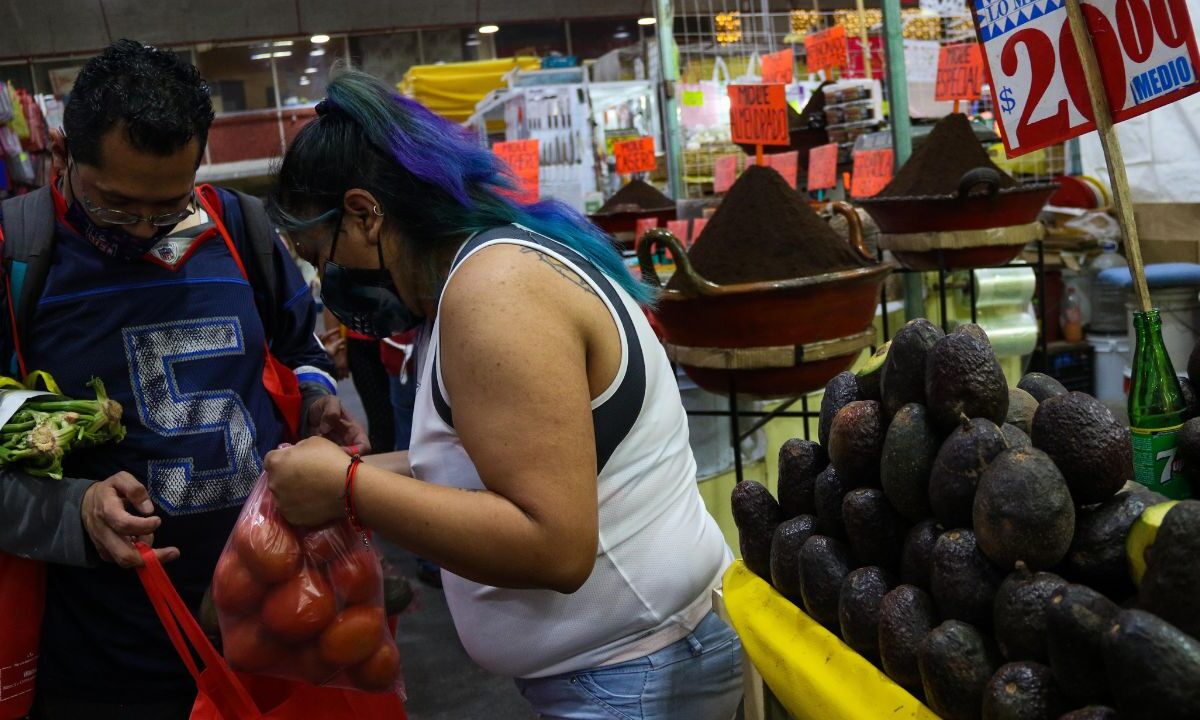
[973,0,1200,156]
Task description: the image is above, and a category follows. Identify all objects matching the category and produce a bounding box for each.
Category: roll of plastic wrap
[961,267,1037,309]
[976,309,1039,358]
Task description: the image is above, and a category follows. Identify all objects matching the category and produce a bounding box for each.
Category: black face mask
[320,218,423,338]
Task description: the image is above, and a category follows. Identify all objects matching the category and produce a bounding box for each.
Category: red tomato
[318,605,386,666]
[261,566,336,642]
[294,643,340,685]
[235,517,301,584]
[350,639,401,693]
[301,526,345,566]
[329,547,382,605]
[223,620,287,673]
[212,551,266,617]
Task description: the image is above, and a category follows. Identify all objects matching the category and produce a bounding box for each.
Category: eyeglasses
[68,162,197,228]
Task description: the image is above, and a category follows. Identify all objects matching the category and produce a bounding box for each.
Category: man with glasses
[0,40,365,718]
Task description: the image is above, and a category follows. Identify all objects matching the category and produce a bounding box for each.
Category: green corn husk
[0,376,127,479]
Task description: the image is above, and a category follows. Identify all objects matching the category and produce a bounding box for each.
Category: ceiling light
[465,39,481,46]
[614,31,631,39]
[305,67,318,74]
[638,17,656,25]
[311,34,330,44]
[479,24,499,34]
[310,48,325,56]
[251,52,272,60]
[299,76,311,86]
[273,40,294,47]
[272,51,292,58]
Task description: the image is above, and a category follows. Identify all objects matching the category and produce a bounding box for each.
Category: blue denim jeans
[515,612,743,720]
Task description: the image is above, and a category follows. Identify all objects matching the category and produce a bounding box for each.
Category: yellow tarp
[400,57,542,123]
[722,560,938,720]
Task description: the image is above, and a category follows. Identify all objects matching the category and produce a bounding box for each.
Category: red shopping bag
[0,552,43,720]
[134,543,407,719]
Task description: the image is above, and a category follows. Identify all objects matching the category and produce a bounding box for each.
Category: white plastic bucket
[1088,333,1132,403]
[1126,287,1200,375]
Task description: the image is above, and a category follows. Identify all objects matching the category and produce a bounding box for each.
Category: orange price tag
[613,137,657,174]
[761,49,795,85]
[493,139,540,203]
[806,143,839,191]
[851,147,894,198]
[765,151,799,189]
[935,43,985,102]
[805,26,848,73]
[635,217,660,239]
[727,84,790,147]
[713,154,739,193]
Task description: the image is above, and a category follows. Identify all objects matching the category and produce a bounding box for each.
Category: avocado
[1056,708,1118,720]
[843,488,906,571]
[813,465,852,539]
[838,566,895,663]
[993,562,1067,662]
[829,400,885,487]
[856,341,890,401]
[974,448,1076,571]
[1177,417,1200,481]
[983,662,1065,720]
[1002,423,1033,450]
[820,371,862,449]
[1031,392,1132,505]
[732,481,784,580]
[879,584,939,695]
[956,323,991,343]
[881,318,944,418]
[799,534,855,632]
[929,417,1009,528]
[1046,584,1120,705]
[925,330,1010,433]
[1126,500,1181,585]
[919,620,1000,720]
[881,403,940,522]
[932,529,1003,628]
[1018,373,1068,404]
[1006,388,1040,436]
[902,518,943,590]
[770,514,817,602]
[1137,500,1200,639]
[1103,609,1200,720]
[778,438,825,518]
[1061,490,1166,599]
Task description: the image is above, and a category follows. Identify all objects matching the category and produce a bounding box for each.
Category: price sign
[635,217,660,239]
[806,25,849,73]
[493,140,539,202]
[728,84,791,146]
[973,0,1200,156]
[904,40,943,83]
[807,143,839,190]
[851,147,895,198]
[935,43,986,100]
[765,151,800,189]
[613,137,657,174]
[667,219,692,246]
[690,218,709,246]
[762,49,796,84]
[713,154,739,192]
[846,36,886,80]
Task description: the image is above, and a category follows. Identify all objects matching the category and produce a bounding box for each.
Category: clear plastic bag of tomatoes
[212,471,405,698]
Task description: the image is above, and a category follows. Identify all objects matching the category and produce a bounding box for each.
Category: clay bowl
[889,245,1028,272]
[638,202,893,399]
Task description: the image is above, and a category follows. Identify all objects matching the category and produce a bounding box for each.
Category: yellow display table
[722,561,938,720]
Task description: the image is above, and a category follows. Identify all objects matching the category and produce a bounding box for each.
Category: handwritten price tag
[936,43,986,100]
[493,139,540,202]
[690,218,709,246]
[973,0,1200,156]
[667,219,692,246]
[851,147,895,198]
[807,143,839,190]
[765,151,800,189]
[713,154,739,192]
[806,26,849,73]
[728,84,791,146]
[635,217,660,239]
[762,49,795,84]
[613,137,657,174]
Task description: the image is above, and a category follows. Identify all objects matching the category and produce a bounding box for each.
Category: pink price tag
[807,143,839,191]
[765,151,799,189]
[713,155,739,193]
[689,218,709,246]
[666,219,691,246]
[635,217,660,239]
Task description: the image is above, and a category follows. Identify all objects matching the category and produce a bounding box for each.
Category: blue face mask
[63,198,174,260]
[320,218,423,338]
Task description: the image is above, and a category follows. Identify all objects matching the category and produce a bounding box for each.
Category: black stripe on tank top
[431,225,646,472]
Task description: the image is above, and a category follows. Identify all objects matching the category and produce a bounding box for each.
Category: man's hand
[81,472,180,568]
[306,395,371,452]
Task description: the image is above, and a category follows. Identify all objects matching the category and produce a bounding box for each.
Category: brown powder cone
[596,179,674,213]
[878,113,1017,198]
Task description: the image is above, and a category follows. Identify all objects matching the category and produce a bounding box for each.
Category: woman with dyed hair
[264,68,740,719]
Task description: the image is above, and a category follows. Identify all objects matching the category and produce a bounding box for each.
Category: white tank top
[408,225,731,679]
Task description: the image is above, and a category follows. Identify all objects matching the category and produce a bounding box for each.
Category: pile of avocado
[732,319,1200,720]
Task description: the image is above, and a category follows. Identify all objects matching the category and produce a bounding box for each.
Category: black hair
[63,39,215,167]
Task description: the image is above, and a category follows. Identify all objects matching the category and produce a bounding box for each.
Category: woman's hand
[264,437,351,527]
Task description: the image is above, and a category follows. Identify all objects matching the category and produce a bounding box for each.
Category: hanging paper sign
[845,37,886,80]
[807,143,839,190]
[851,147,895,198]
[713,154,740,192]
[728,84,791,146]
[667,219,692,245]
[805,25,849,73]
[765,151,800,189]
[761,49,796,84]
[493,139,540,202]
[689,218,709,246]
[972,0,1200,157]
[904,40,942,83]
[935,43,986,101]
[613,137,657,174]
[635,217,660,239]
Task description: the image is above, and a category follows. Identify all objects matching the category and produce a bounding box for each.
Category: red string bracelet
[343,454,366,536]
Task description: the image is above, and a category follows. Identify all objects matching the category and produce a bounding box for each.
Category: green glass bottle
[1128,309,1192,498]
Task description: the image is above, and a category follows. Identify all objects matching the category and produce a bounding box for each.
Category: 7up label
[1131,425,1190,499]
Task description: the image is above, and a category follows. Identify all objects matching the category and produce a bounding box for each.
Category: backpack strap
[229,188,280,344]
[1,186,57,377]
